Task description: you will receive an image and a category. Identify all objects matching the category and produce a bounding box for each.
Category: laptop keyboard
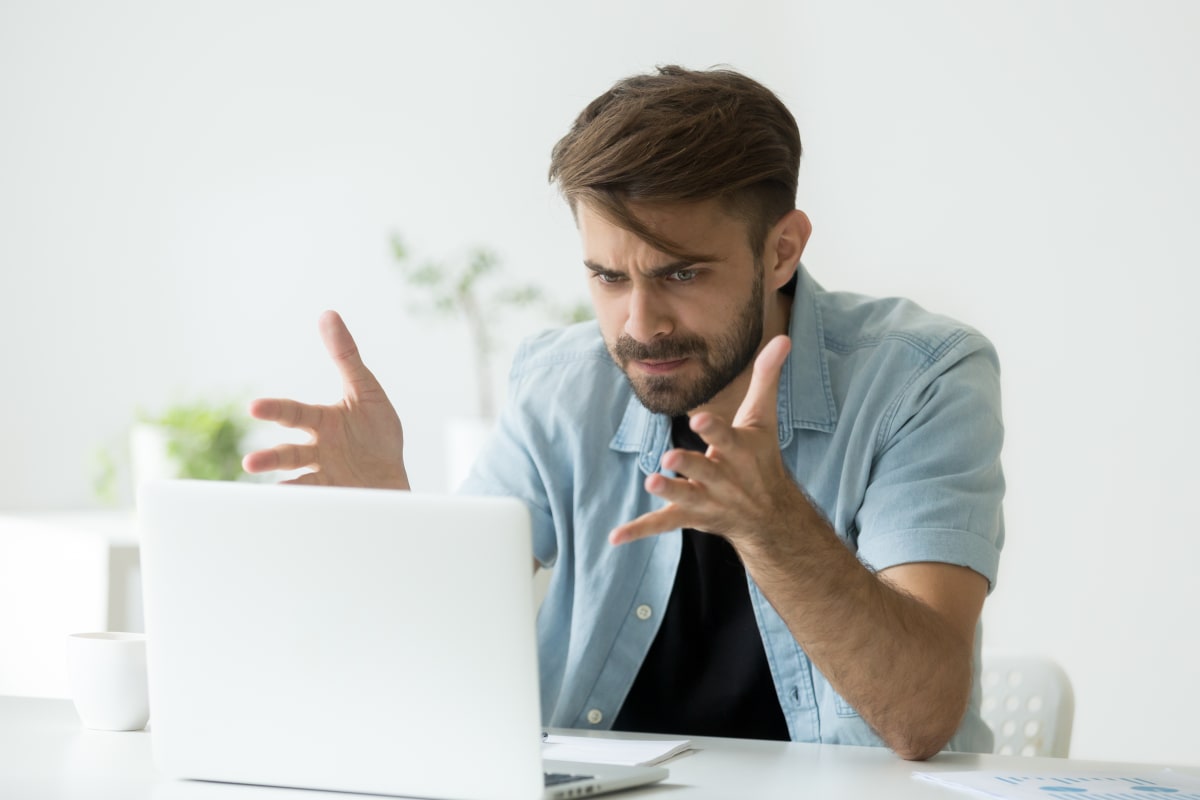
[544,771,593,787]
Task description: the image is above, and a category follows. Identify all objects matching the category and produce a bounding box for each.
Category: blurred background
[2,0,1197,765]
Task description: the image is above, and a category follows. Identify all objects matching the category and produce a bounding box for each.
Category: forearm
[737,495,974,760]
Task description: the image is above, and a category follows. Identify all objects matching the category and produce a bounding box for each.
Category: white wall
[2,0,1197,765]
[789,1,1200,766]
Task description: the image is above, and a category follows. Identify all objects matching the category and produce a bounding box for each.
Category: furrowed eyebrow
[644,260,696,279]
[583,260,621,277]
[583,259,694,279]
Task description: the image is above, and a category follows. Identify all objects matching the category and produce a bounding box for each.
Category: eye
[669,268,698,282]
[593,272,625,284]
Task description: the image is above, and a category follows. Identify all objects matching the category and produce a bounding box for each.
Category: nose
[624,284,673,343]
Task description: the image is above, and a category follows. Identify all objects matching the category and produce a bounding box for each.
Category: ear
[765,210,812,292]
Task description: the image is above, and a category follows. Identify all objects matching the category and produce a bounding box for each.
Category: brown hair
[548,65,801,262]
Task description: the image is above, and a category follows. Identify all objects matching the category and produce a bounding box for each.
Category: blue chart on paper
[914,770,1200,800]
[1002,775,1199,799]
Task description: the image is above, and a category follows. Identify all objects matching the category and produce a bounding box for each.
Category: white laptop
[138,480,668,800]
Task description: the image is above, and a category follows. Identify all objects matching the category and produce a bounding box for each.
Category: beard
[607,267,765,417]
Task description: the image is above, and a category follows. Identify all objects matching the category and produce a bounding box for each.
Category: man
[243,66,1004,760]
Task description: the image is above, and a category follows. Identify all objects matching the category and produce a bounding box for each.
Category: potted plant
[94,400,251,504]
[390,234,590,487]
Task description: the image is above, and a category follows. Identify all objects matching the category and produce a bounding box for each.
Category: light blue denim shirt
[461,264,1004,753]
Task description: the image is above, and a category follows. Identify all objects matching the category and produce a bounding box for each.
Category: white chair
[980,653,1075,757]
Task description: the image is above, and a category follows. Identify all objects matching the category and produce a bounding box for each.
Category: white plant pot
[444,416,494,492]
[130,423,178,492]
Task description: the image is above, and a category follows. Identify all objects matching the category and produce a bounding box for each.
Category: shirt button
[635,604,652,620]
[586,709,603,725]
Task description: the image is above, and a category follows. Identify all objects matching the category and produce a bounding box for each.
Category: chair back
[981,653,1075,757]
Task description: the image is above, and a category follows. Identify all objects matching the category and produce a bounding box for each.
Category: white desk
[4,696,1198,800]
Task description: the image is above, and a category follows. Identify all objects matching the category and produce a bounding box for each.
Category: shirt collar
[784,263,839,436]
[610,263,838,473]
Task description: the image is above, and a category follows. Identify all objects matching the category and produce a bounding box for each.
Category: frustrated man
[244,66,1004,760]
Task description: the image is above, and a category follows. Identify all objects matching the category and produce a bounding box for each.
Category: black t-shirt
[612,416,791,741]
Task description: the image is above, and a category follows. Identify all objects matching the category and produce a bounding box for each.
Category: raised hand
[609,335,807,546]
[242,310,410,490]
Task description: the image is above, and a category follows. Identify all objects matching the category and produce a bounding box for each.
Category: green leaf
[495,285,545,308]
[389,233,408,262]
[467,248,499,278]
[91,447,118,505]
[561,301,595,324]
[408,261,446,287]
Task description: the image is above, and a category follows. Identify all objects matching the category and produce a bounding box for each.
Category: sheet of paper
[913,768,1200,800]
[542,734,691,766]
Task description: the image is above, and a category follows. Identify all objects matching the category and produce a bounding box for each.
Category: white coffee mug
[66,632,150,731]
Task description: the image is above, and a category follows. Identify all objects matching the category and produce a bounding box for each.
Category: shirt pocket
[832,690,859,718]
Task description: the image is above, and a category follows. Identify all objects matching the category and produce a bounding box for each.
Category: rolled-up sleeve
[853,336,1006,591]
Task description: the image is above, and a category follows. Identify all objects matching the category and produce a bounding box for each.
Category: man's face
[578,199,766,418]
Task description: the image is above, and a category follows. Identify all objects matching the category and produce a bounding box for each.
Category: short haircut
[548,65,802,262]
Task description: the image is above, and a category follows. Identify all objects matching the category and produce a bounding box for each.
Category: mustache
[612,334,707,362]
